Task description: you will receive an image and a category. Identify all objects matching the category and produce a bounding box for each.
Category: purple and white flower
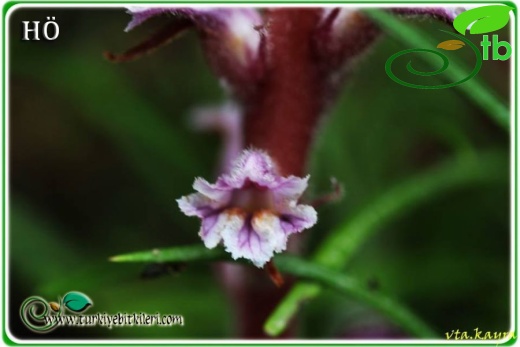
[177,149,317,267]
[124,7,263,98]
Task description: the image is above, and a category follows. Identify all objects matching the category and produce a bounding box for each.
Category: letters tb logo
[480,35,511,61]
[22,16,59,41]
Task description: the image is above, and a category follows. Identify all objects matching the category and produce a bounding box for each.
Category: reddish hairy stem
[227,9,323,338]
[245,8,325,176]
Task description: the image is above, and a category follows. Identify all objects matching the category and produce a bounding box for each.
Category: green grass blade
[109,245,225,263]
[275,256,437,338]
[110,246,436,337]
[363,9,509,129]
[263,282,321,336]
[264,151,507,336]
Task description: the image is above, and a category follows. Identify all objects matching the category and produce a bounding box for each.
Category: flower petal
[390,7,465,23]
[193,178,232,202]
[279,202,318,235]
[125,7,174,31]
[220,149,279,189]
[177,193,217,218]
[252,211,288,253]
[191,103,243,172]
[272,175,310,201]
[199,209,244,249]
[221,210,287,267]
[199,213,221,248]
[125,7,220,32]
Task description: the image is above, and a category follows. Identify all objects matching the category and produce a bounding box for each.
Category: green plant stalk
[264,151,507,336]
[110,247,436,337]
[363,9,509,129]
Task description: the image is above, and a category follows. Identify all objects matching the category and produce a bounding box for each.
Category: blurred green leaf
[10,200,83,285]
[11,52,206,210]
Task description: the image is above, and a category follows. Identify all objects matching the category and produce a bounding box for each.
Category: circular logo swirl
[385,30,483,89]
[19,296,59,333]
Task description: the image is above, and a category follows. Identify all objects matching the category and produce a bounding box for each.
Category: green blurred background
[8,7,510,339]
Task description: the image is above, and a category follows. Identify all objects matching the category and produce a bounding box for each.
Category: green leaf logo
[437,39,465,50]
[453,5,514,35]
[62,292,92,313]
